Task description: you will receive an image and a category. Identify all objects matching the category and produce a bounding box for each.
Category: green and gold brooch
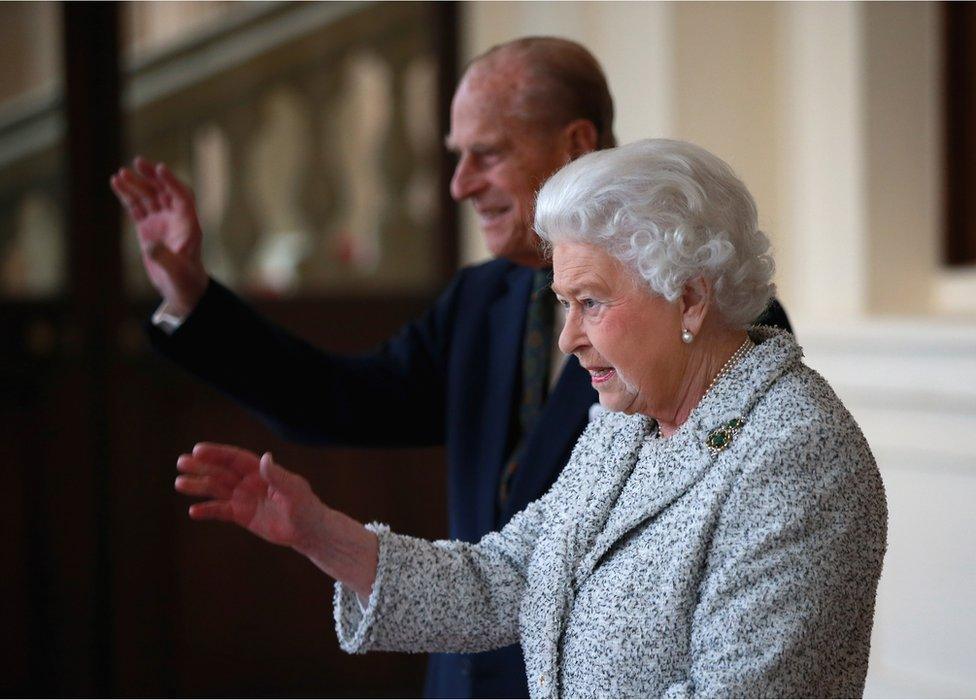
[706,417,745,455]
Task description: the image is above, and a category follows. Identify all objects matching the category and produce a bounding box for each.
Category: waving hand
[175,444,325,551]
[110,157,208,316]
[174,443,379,598]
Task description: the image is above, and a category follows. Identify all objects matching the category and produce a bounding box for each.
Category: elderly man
[112,38,790,698]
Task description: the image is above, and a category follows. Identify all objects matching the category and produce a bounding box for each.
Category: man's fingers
[111,171,148,217]
[110,174,147,219]
[156,162,194,204]
[175,474,234,500]
[118,168,155,200]
[133,155,158,181]
[117,157,181,215]
[192,443,260,476]
[109,174,131,204]
[119,169,162,214]
[188,500,235,521]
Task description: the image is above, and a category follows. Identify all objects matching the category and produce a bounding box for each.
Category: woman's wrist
[294,506,379,600]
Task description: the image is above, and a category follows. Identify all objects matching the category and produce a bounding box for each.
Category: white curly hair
[534,138,775,328]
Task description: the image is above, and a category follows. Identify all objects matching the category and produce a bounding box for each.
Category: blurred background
[1,1,973,696]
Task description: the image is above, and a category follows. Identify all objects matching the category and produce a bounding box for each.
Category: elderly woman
[176,139,887,698]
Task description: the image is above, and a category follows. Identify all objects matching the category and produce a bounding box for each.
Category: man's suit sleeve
[146,275,464,448]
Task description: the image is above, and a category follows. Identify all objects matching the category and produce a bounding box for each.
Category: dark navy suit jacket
[147,258,791,698]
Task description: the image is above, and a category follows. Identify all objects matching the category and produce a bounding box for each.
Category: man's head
[446,37,615,268]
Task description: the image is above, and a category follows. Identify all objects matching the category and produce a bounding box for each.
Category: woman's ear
[561,119,599,161]
[678,275,712,337]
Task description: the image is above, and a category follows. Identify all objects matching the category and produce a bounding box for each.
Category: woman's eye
[582,298,599,310]
[557,298,570,310]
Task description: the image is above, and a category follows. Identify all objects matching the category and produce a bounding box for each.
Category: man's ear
[561,119,599,161]
[678,275,712,337]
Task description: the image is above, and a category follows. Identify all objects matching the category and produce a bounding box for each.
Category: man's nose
[450,154,484,201]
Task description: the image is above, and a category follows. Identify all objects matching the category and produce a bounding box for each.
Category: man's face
[446,74,570,268]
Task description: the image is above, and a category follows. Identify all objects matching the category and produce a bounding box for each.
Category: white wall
[459,2,976,696]
[802,320,976,698]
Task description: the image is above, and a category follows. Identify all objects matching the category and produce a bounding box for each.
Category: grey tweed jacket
[334,328,887,698]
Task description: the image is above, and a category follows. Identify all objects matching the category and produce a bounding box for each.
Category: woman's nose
[558,311,585,356]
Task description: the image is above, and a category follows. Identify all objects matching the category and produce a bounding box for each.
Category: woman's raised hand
[175,443,379,598]
[110,157,208,316]
[175,443,325,551]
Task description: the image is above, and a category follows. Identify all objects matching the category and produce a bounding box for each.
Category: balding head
[462,37,616,150]
[446,38,615,267]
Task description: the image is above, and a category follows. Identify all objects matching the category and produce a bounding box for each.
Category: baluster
[190,121,234,286]
[332,49,392,283]
[216,105,261,291]
[397,51,440,288]
[296,66,341,290]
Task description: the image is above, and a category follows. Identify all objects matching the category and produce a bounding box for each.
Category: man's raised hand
[110,157,208,316]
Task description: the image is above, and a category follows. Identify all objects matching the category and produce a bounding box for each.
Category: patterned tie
[499,268,555,506]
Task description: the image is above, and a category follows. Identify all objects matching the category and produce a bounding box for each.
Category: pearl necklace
[653,335,754,440]
[701,335,754,403]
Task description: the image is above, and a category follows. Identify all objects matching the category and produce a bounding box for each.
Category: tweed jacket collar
[578,326,802,584]
[520,327,803,697]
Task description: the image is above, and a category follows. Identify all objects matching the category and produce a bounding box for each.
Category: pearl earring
[681,328,694,344]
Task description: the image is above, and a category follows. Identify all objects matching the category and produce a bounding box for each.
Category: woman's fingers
[259,452,308,495]
[176,454,237,480]
[176,454,240,491]
[192,443,260,476]
[174,474,235,500]
[187,500,235,522]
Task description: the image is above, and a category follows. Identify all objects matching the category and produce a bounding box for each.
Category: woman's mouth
[588,367,616,385]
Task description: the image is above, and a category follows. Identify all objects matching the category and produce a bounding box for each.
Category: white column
[778,1,867,323]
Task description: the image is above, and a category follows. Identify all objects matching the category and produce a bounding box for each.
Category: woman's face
[552,242,686,418]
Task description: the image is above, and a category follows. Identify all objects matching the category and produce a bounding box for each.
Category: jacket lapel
[573,424,716,586]
[519,413,652,697]
[499,355,596,524]
[476,266,533,534]
[574,328,804,586]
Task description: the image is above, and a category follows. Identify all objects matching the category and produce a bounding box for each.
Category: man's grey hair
[534,139,775,328]
[467,37,616,149]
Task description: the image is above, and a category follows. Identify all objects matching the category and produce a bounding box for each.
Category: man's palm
[110,157,207,314]
[138,206,200,291]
